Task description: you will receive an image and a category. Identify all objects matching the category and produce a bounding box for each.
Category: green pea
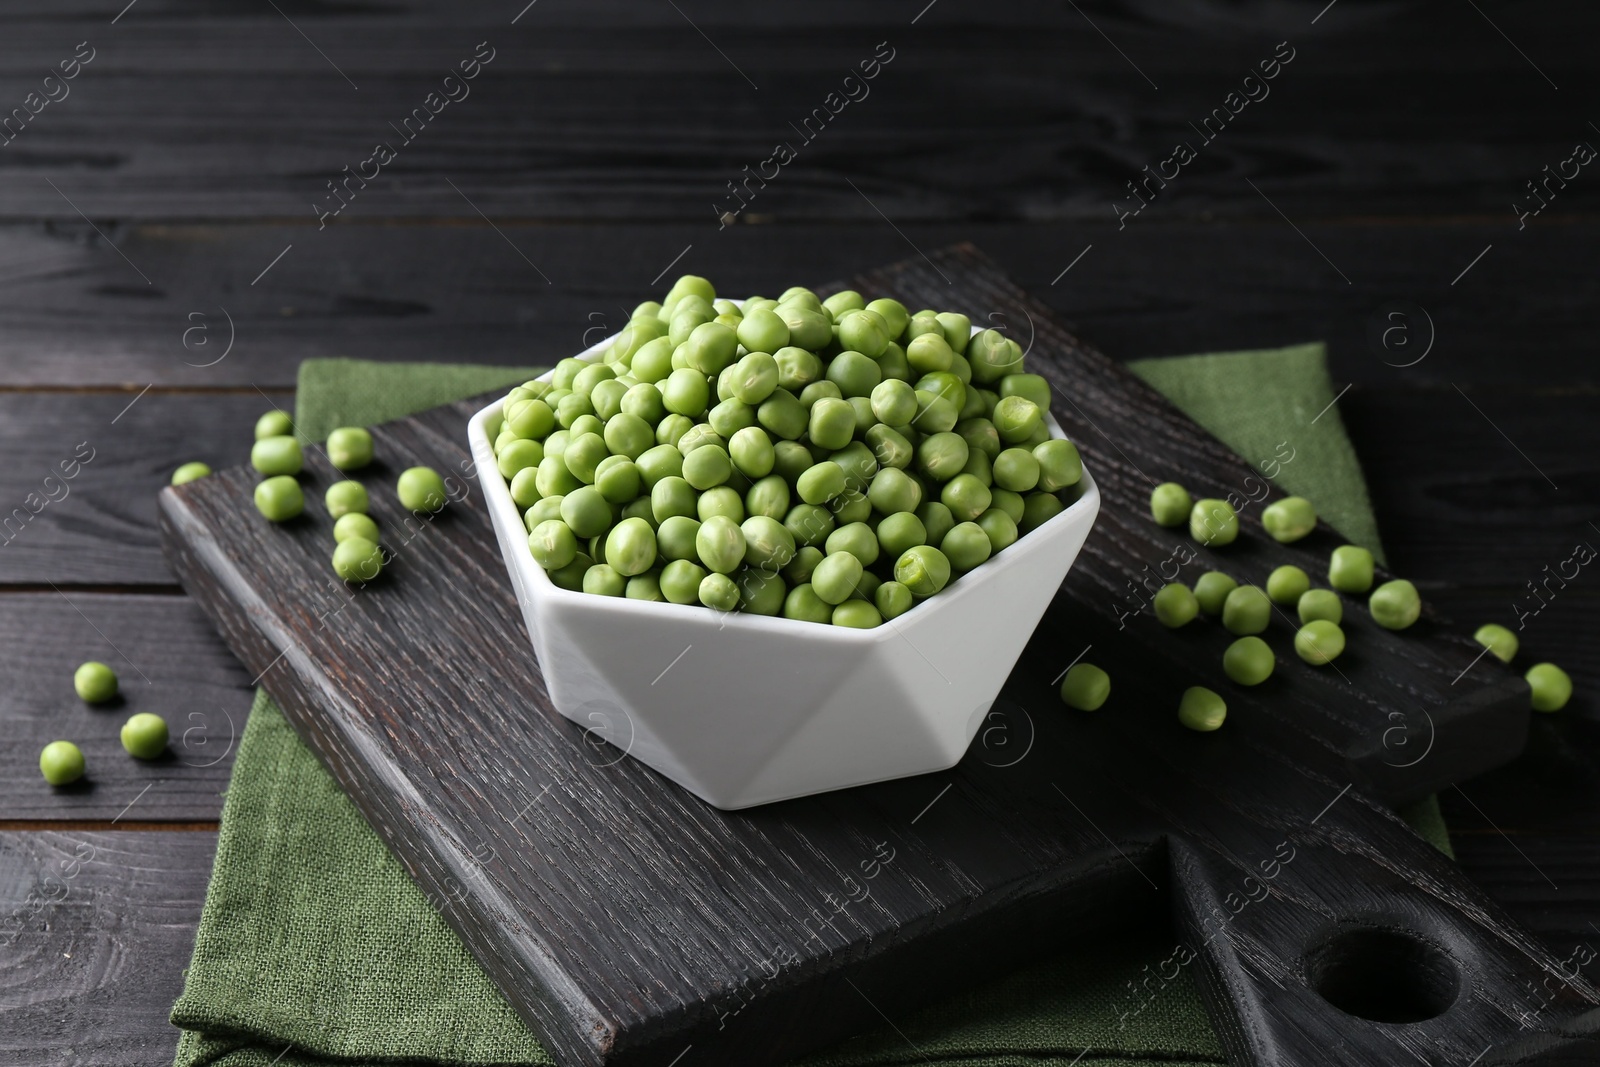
[838,308,891,359]
[334,512,379,545]
[745,474,790,520]
[707,398,756,440]
[543,429,570,458]
[506,398,556,443]
[332,536,384,583]
[681,444,732,490]
[653,414,691,448]
[831,441,879,492]
[534,455,579,499]
[968,330,1024,384]
[1222,585,1271,635]
[255,410,293,441]
[735,306,789,354]
[911,389,959,434]
[621,383,666,424]
[695,514,746,574]
[572,361,616,397]
[560,485,612,539]
[398,467,448,513]
[254,475,304,522]
[1298,589,1344,626]
[825,522,879,567]
[785,503,835,548]
[1329,545,1375,593]
[1149,482,1191,527]
[804,397,852,452]
[607,320,661,365]
[1019,491,1064,533]
[1294,620,1346,665]
[959,447,993,488]
[867,468,921,515]
[772,347,821,393]
[935,312,972,353]
[682,322,738,375]
[998,373,1050,412]
[650,476,696,523]
[691,571,735,611]
[783,583,833,623]
[940,473,992,522]
[594,456,642,504]
[870,512,922,558]
[1223,636,1275,686]
[549,551,593,591]
[119,712,168,760]
[941,521,991,572]
[1262,496,1317,543]
[1033,440,1082,492]
[625,571,666,602]
[527,520,577,570]
[916,432,969,483]
[498,438,545,482]
[171,461,212,486]
[74,661,118,704]
[1154,583,1199,628]
[1190,498,1238,546]
[661,367,711,418]
[757,387,809,441]
[325,480,369,519]
[1474,623,1519,664]
[600,517,656,577]
[975,508,1018,553]
[1267,565,1310,606]
[660,559,706,604]
[741,515,797,570]
[597,412,650,460]
[584,563,627,597]
[738,570,787,615]
[777,304,833,350]
[251,435,303,477]
[632,337,676,382]
[509,468,542,508]
[1369,579,1421,630]
[830,490,871,525]
[811,551,863,605]
[868,379,916,427]
[1193,571,1237,616]
[917,371,967,418]
[956,418,1001,459]
[782,546,824,585]
[822,350,877,399]
[39,740,85,785]
[635,443,685,489]
[797,462,847,505]
[1059,662,1110,711]
[592,381,628,421]
[905,332,955,376]
[859,298,904,338]
[656,515,701,562]
[1525,662,1572,712]
[916,501,956,547]
[1178,687,1227,731]
[555,391,595,429]
[832,600,883,628]
[991,448,1040,493]
[863,424,912,471]
[621,496,656,527]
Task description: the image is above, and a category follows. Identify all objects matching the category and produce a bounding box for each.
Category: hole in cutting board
[1305,927,1460,1023]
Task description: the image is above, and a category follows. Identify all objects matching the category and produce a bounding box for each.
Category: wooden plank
[0,594,252,822]
[157,247,1596,1067]
[0,2,1593,221]
[0,830,213,1067]
[0,221,1593,389]
[0,391,290,585]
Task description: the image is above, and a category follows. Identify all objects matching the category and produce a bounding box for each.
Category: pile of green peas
[493,276,1085,628]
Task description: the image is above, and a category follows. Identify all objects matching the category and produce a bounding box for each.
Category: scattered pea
[1525,663,1572,712]
[254,475,304,522]
[1153,583,1199,628]
[1178,687,1227,732]
[1474,623,1519,664]
[1294,620,1346,665]
[1221,585,1271,636]
[1149,482,1192,527]
[1297,589,1343,626]
[251,435,304,476]
[39,740,85,786]
[325,480,369,519]
[170,462,212,486]
[334,512,380,545]
[1261,496,1317,543]
[120,712,169,759]
[1369,579,1421,631]
[327,426,374,471]
[332,536,384,582]
[1190,499,1238,546]
[1193,571,1237,616]
[1266,564,1310,606]
[1223,636,1275,686]
[397,466,448,514]
[74,661,118,704]
[1059,663,1110,711]
[254,410,293,440]
[1328,545,1375,593]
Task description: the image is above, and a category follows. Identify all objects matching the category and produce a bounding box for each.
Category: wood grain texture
[0,830,212,1067]
[0,594,252,821]
[157,247,1595,1067]
[0,391,290,585]
[0,1,1596,222]
[0,220,1592,389]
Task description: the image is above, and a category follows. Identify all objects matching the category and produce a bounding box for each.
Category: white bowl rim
[468,327,1099,644]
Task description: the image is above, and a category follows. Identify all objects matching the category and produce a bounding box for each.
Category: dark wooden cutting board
[159,246,1600,1067]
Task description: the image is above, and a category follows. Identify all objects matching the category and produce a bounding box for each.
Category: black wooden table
[1,2,1596,1063]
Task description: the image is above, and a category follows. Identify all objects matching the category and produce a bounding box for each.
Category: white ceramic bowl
[467,334,1100,809]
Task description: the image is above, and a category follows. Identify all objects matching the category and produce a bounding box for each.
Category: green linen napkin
[171,347,1440,1067]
